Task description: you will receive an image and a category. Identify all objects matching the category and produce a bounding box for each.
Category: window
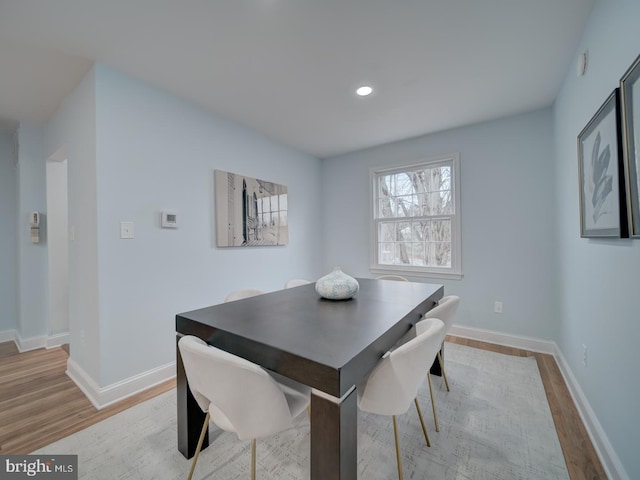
[371,153,462,279]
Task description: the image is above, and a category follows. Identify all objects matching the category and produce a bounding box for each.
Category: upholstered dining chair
[376,274,409,281]
[283,279,311,288]
[223,289,265,302]
[422,295,460,393]
[357,318,446,480]
[178,335,311,480]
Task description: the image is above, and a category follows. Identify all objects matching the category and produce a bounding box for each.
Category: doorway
[46,151,69,344]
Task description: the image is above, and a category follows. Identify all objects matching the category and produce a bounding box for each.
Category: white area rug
[34,343,569,479]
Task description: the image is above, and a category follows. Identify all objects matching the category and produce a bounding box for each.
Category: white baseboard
[15,333,48,352]
[449,324,628,480]
[449,324,557,354]
[46,332,70,348]
[8,331,70,352]
[553,349,629,480]
[66,358,176,410]
[0,329,16,343]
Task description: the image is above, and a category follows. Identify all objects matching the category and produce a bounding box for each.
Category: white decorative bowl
[315,267,359,300]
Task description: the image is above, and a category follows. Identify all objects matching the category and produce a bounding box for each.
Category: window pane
[378,198,392,218]
[398,222,412,241]
[379,243,395,265]
[396,194,414,217]
[379,222,397,242]
[409,243,426,266]
[395,243,410,264]
[435,242,451,267]
[432,219,451,242]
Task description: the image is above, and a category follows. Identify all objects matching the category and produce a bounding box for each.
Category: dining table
[175,277,444,479]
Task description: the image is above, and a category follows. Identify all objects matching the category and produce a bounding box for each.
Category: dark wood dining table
[175,277,443,479]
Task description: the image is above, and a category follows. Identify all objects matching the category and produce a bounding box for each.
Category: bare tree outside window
[372,155,461,277]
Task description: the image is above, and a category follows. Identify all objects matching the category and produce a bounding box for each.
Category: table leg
[310,387,357,480]
[176,335,208,459]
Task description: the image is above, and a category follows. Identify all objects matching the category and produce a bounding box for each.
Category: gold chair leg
[437,351,450,392]
[427,374,439,432]
[251,438,256,480]
[392,415,404,480]
[187,411,211,480]
[413,398,431,447]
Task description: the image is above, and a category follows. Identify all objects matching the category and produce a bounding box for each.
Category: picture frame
[621,54,640,238]
[214,170,289,247]
[577,89,628,238]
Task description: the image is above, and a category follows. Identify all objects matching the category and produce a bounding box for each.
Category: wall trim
[46,332,70,349]
[66,358,176,410]
[449,324,628,480]
[14,333,48,352]
[0,329,16,344]
[4,331,70,352]
[553,349,629,480]
[449,324,557,354]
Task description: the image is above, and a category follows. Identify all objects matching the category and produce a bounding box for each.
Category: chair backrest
[376,275,409,282]
[421,295,459,332]
[284,279,311,288]
[224,289,265,302]
[178,335,296,440]
[358,318,446,416]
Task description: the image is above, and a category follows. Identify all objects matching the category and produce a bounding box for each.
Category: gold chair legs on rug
[436,351,451,392]
[188,412,211,480]
[187,413,260,480]
[391,398,433,480]
[427,373,439,432]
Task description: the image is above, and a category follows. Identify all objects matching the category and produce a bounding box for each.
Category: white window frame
[370,153,462,280]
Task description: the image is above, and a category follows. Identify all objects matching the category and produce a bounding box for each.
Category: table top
[176,278,443,397]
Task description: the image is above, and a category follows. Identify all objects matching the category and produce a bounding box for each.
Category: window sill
[370,267,463,281]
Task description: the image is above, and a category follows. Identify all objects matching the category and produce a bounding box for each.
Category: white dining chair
[283,279,311,288]
[422,295,460,393]
[376,274,409,281]
[178,335,311,480]
[224,289,265,302]
[357,318,446,480]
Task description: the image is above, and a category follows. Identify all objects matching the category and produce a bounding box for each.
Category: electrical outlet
[582,344,587,367]
[494,301,503,313]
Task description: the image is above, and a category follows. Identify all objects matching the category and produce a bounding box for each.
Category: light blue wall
[16,124,48,340]
[553,1,640,478]
[322,109,558,340]
[93,65,323,385]
[0,131,18,333]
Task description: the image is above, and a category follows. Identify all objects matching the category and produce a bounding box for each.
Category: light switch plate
[120,221,134,239]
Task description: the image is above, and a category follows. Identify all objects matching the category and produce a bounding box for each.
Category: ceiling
[0,0,595,158]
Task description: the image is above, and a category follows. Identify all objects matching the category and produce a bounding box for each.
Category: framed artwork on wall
[214,170,289,247]
[621,53,640,238]
[577,89,629,238]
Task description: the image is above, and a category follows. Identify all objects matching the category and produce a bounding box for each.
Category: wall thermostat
[161,211,178,228]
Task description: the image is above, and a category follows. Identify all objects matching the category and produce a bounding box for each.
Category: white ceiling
[0,0,595,158]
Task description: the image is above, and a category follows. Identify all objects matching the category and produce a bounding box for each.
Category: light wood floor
[0,337,606,479]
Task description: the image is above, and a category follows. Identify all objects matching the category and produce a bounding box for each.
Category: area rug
[34,343,569,479]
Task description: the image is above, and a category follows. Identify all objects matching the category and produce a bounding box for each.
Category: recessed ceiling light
[356,85,373,97]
